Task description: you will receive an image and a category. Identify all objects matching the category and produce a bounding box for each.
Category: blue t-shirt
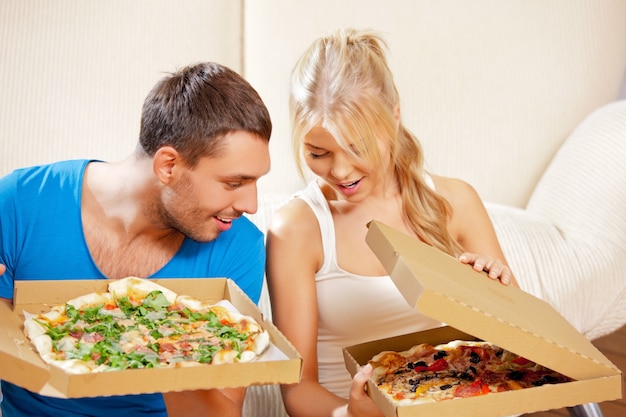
[0,160,266,417]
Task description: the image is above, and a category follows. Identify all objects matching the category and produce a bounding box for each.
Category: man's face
[160,131,270,242]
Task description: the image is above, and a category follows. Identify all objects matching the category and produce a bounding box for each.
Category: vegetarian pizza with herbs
[23,277,270,374]
[369,340,573,404]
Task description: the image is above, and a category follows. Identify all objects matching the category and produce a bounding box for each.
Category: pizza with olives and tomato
[368,340,573,404]
[23,277,270,374]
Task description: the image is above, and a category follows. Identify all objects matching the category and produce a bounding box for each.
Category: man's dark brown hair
[138,62,272,166]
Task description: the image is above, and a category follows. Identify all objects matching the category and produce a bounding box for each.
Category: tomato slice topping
[453,379,491,398]
[512,356,531,366]
[427,358,449,372]
[412,358,449,372]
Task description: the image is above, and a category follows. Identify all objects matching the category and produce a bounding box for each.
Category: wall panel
[243,0,626,206]
[0,0,243,176]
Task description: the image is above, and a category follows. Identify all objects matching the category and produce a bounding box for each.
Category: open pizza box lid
[342,221,622,416]
[0,277,303,398]
[362,220,620,381]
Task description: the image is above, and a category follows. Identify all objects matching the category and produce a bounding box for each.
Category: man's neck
[80,157,185,279]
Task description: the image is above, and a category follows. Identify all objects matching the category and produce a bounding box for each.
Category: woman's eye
[349,143,362,157]
[309,152,328,159]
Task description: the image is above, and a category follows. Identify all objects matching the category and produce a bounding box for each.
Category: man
[0,62,272,416]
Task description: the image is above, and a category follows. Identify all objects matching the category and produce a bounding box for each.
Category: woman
[266,28,518,417]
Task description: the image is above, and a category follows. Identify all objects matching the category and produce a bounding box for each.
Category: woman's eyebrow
[303,142,325,150]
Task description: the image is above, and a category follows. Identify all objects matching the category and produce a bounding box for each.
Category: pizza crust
[108,276,178,304]
[66,292,115,310]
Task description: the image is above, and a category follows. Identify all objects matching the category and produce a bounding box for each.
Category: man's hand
[0,264,9,304]
[163,387,245,417]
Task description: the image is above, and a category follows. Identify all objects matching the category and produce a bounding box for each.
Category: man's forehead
[197,133,270,176]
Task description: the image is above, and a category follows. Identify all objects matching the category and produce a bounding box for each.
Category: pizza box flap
[365,220,619,381]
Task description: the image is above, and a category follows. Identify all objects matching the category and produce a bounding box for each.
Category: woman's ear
[153,146,180,184]
[393,104,401,130]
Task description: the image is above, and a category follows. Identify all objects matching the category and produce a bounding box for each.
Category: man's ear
[153,146,181,184]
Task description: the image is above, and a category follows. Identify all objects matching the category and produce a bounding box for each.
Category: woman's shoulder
[268,196,321,239]
[266,193,325,275]
[430,174,482,207]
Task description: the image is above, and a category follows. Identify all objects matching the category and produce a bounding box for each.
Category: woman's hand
[458,252,513,285]
[346,364,385,417]
[0,264,5,275]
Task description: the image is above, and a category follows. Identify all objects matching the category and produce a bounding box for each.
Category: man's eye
[227,182,243,189]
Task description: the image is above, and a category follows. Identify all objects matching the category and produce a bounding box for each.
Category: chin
[192,232,220,243]
[179,226,220,243]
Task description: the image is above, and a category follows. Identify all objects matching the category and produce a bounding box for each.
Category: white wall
[243,0,626,207]
[1,0,626,208]
[0,0,243,176]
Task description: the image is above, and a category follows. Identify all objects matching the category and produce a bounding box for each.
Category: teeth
[342,180,358,189]
[217,217,232,223]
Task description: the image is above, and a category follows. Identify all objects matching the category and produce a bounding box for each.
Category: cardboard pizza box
[343,220,622,417]
[0,278,302,398]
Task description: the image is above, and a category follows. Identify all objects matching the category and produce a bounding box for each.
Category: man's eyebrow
[222,170,270,181]
[223,174,257,181]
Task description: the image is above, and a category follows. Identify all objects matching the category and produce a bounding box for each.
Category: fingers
[0,264,5,276]
[458,253,511,285]
[350,363,372,400]
[347,364,385,417]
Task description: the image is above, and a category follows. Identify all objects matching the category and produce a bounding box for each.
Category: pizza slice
[369,340,573,405]
[23,277,270,374]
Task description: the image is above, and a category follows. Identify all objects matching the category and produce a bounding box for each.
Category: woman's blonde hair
[289,28,463,256]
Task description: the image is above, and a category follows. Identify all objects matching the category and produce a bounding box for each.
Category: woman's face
[302,125,393,201]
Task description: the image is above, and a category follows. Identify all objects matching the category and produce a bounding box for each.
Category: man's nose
[233,185,259,215]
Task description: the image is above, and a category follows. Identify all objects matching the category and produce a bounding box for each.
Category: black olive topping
[532,375,559,386]
[434,350,448,360]
[459,372,475,381]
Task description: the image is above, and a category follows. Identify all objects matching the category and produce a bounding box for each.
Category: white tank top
[294,180,442,398]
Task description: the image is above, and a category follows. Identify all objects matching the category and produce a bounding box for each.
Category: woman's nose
[330,153,353,179]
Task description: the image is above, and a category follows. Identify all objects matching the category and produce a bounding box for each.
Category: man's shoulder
[7,159,90,182]
[2,160,90,195]
[0,160,93,211]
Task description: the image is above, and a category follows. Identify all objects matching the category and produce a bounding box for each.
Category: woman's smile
[335,177,363,196]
